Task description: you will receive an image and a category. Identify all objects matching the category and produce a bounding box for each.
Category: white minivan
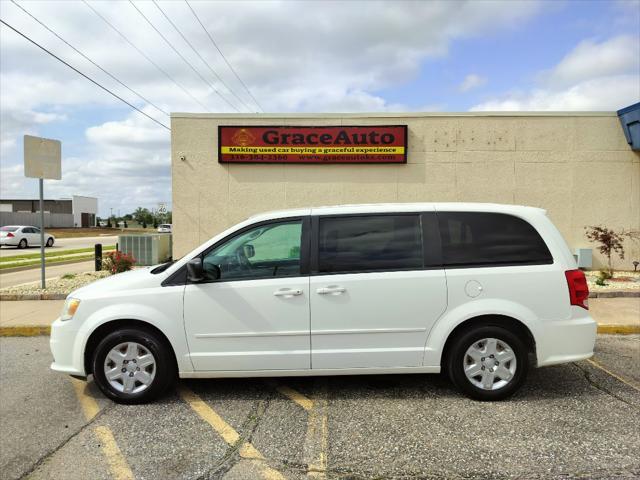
[50,203,596,403]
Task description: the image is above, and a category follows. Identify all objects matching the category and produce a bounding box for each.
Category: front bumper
[536,308,597,367]
[50,317,86,376]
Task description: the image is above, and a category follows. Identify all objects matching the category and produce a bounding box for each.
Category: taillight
[565,269,589,310]
[6,232,14,237]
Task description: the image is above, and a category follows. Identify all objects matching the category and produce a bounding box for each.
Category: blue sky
[1,0,639,216]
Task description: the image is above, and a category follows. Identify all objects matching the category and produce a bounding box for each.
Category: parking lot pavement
[1,335,639,480]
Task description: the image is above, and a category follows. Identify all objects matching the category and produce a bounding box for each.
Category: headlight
[60,298,81,321]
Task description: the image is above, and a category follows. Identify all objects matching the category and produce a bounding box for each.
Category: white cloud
[1,0,544,214]
[543,35,639,88]
[472,35,640,111]
[459,74,487,92]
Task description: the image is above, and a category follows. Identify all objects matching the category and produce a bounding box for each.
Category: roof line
[170,111,618,119]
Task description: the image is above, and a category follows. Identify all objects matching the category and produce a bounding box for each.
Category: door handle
[273,288,303,297]
[316,286,346,295]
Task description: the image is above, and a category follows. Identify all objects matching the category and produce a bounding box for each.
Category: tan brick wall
[171,113,640,270]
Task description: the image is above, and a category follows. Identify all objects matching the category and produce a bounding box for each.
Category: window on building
[318,215,423,273]
[438,212,553,267]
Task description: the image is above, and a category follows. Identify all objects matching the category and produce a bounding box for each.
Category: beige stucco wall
[171,113,640,270]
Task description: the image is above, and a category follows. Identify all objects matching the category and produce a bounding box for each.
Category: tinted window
[1,227,18,232]
[438,212,552,267]
[318,215,423,273]
[203,220,302,281]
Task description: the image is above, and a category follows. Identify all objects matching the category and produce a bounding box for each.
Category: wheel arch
[83,319,178,375]
[440,314,537,372]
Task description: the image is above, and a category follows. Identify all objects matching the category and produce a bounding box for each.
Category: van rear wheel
[92,328,176,404]
[447,325,528,401]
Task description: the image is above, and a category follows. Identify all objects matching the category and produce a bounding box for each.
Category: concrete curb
[1,324,638,337]
[0,326,52,336]
[0,293,67,301]
[589,291,640,298]
[597,325,640,335]
[3,291,637,301]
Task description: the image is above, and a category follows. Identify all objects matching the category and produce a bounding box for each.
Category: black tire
[446,325,528,401]
[92,328,176,404]
[18,239,27,249]
[46,237,54,247]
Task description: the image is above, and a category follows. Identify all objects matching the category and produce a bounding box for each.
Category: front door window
[202,221,302,281]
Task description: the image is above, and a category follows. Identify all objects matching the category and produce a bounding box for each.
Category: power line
[0,19,170,131]
[152,0,252,112]
[82,0,210,112]
[185,0,264,112]
[128,0,240,112]
[10,0,169,118]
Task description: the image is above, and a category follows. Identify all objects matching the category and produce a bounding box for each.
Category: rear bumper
[0,238,18,246]
[536,309,597,367]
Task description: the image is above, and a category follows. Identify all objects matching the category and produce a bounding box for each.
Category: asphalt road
[0,260,96,289]
[1,334,639,480]
[0,236,118,258]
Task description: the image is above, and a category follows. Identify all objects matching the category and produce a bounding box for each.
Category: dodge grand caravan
[50,203,596,403]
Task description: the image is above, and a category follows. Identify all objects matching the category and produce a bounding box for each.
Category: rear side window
[438,212,552,267]
[318,215,423,273]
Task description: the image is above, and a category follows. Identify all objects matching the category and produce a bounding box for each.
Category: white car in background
[0,225,55,248]
[157,224,172,233]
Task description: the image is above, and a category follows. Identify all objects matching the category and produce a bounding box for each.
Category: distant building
[0,195,98,228]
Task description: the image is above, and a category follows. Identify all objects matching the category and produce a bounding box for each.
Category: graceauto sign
[218,125,407,164]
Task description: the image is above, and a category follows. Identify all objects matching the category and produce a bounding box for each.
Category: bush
[598,269,613,280]
[595,277,607,287]
[103,251,135,274]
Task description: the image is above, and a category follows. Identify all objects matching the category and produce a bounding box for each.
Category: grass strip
[0,245,115,263]
[0,250,115,271]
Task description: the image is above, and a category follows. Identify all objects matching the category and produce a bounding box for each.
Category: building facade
[0,195,98,228]
[171,112,640,269]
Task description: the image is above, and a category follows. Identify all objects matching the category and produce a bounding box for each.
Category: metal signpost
[23,135,62,289]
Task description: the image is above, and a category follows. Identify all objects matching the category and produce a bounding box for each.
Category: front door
[183,218,311,371]
[310,213,447,369]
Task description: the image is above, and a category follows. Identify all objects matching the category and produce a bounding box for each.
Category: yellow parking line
[178,385,286,480]
[71,378,100,421]
[587,358,640,393]
[94,426,135,480]
[264,380,314,411]
[70,379,134,480]
[304,379,328,478]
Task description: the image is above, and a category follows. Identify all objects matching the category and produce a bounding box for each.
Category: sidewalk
[0,297,638,336]
[0,300,64,336]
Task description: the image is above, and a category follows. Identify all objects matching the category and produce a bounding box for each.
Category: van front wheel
[92,328,176,404]
[447,325,528,401]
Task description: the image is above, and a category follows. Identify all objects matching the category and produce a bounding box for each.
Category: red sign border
[217,125,408,165]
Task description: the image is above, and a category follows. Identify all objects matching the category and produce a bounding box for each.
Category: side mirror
[186,258,204,282]
[243,244,255,258]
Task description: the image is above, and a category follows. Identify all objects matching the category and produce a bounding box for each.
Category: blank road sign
[24,135,61,180]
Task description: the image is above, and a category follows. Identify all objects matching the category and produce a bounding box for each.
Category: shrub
[598,269,612,280]
[584,226,624,276]
[585,226,640,276]
[103,250,135,274]
[595,277,607,287]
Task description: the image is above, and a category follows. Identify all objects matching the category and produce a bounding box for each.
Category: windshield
[1,226,19,232]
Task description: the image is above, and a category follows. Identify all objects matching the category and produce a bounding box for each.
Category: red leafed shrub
[103,250,136,274]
